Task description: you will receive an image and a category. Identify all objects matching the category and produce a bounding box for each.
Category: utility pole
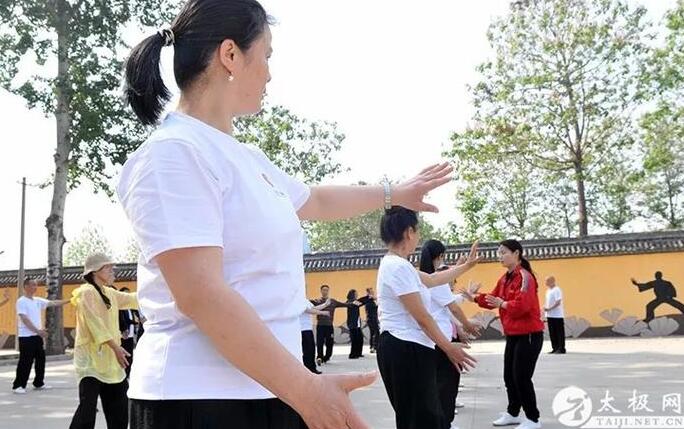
[16,178,26,350]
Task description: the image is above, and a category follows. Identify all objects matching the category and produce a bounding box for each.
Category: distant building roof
[1,230,683,284]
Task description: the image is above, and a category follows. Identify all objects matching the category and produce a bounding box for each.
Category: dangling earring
[228,73,234,82]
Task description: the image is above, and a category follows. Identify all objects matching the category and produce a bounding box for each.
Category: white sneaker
[515,419,541,429]
[12,387,27,394]
[450,424,460,429]
[33,384,52,391]
[493,412,523,426]
[455,401,465,408]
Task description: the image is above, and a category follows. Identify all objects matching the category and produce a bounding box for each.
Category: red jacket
[475,265,545,336]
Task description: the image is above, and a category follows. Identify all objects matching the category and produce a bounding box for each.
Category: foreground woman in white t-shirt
[376,207,479,429]
[118,1,455,428]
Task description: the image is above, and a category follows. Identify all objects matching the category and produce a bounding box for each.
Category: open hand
[297,372,377,429]
[393,163,453,212]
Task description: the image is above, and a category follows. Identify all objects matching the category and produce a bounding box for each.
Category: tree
[588,156,640,231]
[308,209,447,252]
[0,0,178,353]
[234,105,346,184]
[64,223,113,267]
[637,2,684,229]
[119,237,142,264]
[638,105,684,228]
[448,0,651,237]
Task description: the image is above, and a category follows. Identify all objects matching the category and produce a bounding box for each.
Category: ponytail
[419,239,446,274]
[124,31,172,126]
[123,0,273,127]
[520,257,537,283]
[83,273,112,310]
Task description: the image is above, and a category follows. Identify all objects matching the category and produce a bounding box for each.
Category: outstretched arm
[297,164,453,221]
[418,242,480,288]
[46,299,70,308]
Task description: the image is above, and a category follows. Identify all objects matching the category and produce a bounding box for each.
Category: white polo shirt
[117,112,311,400]
[377,254,434,349]
[545,286,565,318]
[16,296,49,337]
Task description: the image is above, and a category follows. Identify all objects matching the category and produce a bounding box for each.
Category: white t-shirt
[16,296,49,337]
[117,112,311,400]
[430,284,456,341]
[377,255,434,349]
[300,302,314,331]
[545,286,564,318]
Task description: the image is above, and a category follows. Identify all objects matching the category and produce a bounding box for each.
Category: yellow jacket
[70,284,138,384]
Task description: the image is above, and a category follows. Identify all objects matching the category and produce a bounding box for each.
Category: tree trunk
[575,162,589,237]
[45,0,71,355]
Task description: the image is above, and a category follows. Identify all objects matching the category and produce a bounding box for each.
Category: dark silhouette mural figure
[631,272,684,322]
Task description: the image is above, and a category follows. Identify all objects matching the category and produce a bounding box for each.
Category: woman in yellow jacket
[69,253,137,429]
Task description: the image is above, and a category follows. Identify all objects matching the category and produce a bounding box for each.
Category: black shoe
[548,350,557,354]
[313,370,322,375]
[557,350,566,354]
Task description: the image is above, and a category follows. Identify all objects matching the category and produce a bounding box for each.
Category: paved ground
[0,337,682,429]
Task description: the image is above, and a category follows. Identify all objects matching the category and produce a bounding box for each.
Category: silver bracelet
[382,176,392,210]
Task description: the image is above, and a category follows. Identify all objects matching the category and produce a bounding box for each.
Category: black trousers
[504,332,544,423]
[349,327,363,358]
[130,398,306,429]
[70,377,129,429]
[315,325,334,362]
[547,317,566,353]
[377,332,445,429]
[436,341,462,428]
[645,298,684,322]
[301,330,317,373]
[12,335,45,389]
[367,318,380,350]
[122,337,136,378]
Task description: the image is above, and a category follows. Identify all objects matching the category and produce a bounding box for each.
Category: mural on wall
[631,271,684,322]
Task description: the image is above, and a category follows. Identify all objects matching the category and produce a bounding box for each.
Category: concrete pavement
[0,336,682,429]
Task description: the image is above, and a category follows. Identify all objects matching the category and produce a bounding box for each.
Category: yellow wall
[1,251,682,336]
[304,251,684,328]
[0,282,137,335]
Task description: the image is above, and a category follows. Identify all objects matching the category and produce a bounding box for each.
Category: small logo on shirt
[261,173,287,198]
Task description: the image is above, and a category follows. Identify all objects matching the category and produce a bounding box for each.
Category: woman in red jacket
[472,240,544,429]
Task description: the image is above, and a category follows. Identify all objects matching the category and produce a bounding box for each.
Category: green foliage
[308,209,448,252]
[234,105,346,184]
[63,223,113,267]
[0,0,180,194]
[447,0,652,236]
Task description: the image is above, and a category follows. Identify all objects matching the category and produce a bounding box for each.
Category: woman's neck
[506,262,521,273]
[177,90,234,135]
[387,243,411,259]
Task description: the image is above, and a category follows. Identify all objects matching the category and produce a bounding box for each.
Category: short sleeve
[16,299,27,316]
[36,298,50,310]
[556,288,563,301]
[117,140,225,262]
[389,261,421,297]
[246,145,311,210]
[430,285,456,307]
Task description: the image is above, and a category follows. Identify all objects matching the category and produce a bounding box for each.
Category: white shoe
[493,412,523,426]
[12,387,27,394]
[455,401,465,408]
[33,384,52,391]
[450,425,460,429]
[515,419,541,429]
